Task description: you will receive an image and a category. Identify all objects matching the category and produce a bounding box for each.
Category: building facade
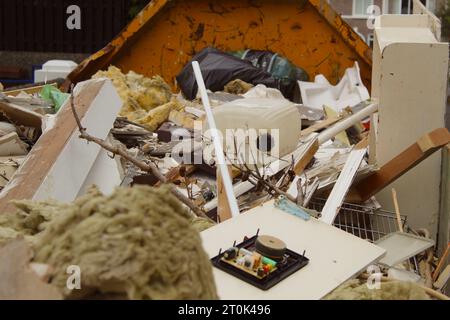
[328,0,444,46]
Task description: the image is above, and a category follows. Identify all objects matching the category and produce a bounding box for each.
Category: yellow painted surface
[67,0,372,91]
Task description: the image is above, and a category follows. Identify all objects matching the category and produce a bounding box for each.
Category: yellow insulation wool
[92,66,174,130]
[1,186,218,300]
[325,279,431,300]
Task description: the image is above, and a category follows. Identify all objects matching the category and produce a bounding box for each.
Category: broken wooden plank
[318,103,378,145]
[300,116,341,137]
[3,82,59,97]
[320,148,367,225]
[0,156,25,188]
[352,128,450,202]
[391,188,404,233]
[324,106,350,147]
[0,132,28,156]
[433,243,450,282]
[438,145,450,258]
[0,239,62,300]
[0,101,43,129]
[293,137,319,175]
[0,79,122,213]
[434,265,450,291]
[217,165,233,222]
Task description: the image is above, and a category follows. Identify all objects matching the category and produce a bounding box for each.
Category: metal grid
[308,198,408,243]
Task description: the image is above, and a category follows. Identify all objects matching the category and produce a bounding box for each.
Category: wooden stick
[391,188,404,232]
[300,116,341,137]
[433,243,450,282]
[317,103,378,145]
[352,128,450,202]
[69,91,210,220]
[217,165,233,222]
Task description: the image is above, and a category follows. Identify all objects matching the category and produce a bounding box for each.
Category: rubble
[0,1,449,302]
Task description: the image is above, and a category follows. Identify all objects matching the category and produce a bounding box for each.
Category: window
[388,0,402,14]
[401,0,412,14]
[423,0,436,13]
[387,0,437,15]
[353,0,374,16]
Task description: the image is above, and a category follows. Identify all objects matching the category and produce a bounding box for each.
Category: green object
[230,49,310,83]
[262,256,277,267]
[40,85,70,112]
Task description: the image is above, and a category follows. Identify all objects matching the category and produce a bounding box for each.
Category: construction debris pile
[0,42,449,299]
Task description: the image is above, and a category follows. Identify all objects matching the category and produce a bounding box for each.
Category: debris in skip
[0,0,449,302]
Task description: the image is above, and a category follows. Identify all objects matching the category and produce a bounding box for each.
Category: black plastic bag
[176,47,299,101]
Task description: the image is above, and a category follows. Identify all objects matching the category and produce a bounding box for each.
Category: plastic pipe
[318,103,378,145]
[192,61,240,218]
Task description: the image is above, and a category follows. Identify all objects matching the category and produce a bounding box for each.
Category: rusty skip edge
[64,0,372,92]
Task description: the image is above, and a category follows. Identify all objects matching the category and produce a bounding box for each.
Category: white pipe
[192,61,240,218]
[318,103,378,145]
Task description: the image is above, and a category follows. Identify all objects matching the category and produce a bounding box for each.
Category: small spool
[255,235,287,261]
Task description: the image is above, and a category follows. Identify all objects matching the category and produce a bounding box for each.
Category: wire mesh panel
[308,198,407,242]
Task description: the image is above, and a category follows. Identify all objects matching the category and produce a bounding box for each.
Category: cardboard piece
[0,132,28,156]
[0,239,62,300]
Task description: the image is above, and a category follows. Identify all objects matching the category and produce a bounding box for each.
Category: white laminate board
[32,79,122,202]
[320,148,366,225]
[375,232,435,267]
[201,200,386,300]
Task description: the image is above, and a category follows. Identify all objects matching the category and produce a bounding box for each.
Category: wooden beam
[318,103,378,145]
[217,165,233,222]
[3,82,59,97]
[0,79,121,214]
[438,145,450,257]
[300,116,341,137]
[0,101,43,128]
[352,128,450,202]
[293,138,319,175]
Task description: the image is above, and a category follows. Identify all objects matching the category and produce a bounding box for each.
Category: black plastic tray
[211,234,309,291]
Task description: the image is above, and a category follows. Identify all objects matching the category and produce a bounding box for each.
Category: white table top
[201,200,386,300]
